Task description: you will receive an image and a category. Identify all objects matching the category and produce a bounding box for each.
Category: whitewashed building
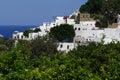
[57,42,77,53]
[13,16,75,40]
[12,11,120,53]
[74,21,103,43]
[74,23,120,44]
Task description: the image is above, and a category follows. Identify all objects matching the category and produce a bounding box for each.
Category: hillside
[1,1,120,79]
[80,0,120,28]
[1,40,120,79]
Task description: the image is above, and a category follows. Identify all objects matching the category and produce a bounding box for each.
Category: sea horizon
[0,25,39,38]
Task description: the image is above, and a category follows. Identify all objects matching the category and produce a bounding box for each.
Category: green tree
[0,38,15,51]
[50,24,75,41]
[23,29,33,37]
[80,0,120,28]
[80,0,103,14]
[30,36,57,58]
[34,28,41,33]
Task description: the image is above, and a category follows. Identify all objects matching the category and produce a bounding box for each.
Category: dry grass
[108,23,118,28]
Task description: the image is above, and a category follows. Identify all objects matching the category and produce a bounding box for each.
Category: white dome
[0,34,3,38]
[13,31,19,34]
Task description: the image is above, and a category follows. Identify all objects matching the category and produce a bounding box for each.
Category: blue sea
[0,25,38,38]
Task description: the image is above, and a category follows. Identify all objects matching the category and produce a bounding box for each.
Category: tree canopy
[0,38,14,51]
[23,29,33,37]
[23,28,41,37]
[1,1,120,79]
[80,0,120,14]
[80,0,103,14]
[34,28,41,33]
[49,24,75,42]
[0,39,120,79]
[80,0,120,28]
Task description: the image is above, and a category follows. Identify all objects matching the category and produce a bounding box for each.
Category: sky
[0,0,87,25]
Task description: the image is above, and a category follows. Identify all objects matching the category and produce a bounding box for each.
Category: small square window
[21,35,23,39]
[60,44,63,48]
[67,45,69,49]
[75,28,77,30]
[86,39,88,41]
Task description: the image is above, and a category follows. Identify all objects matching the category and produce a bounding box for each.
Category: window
[14,36,16,39]
[86,39,88,42]
[67,45,69,49]
[21,35,23,39]
[83,15,84,18]
[60,44,63,48]
[75,28,77,30]
[78,28,80,30]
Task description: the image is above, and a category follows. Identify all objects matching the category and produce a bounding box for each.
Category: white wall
[74,21,103,43]
[57,43,77,53]
[67,19,75,25]
[13,31,25,40]
[74,21,98,31]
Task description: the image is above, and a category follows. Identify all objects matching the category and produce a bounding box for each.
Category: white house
[57,42,77,53]
[13,16,75,40]
[74,21,103,43]
[12,11,120,53]
[74,25,120,44]
[13,31,25,40]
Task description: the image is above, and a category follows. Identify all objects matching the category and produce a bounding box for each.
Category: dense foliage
[50,24,75,41]
[34,28,41,33]
[23,29,34,37]
[23,28,41,37]
[80,0,120,28]
[80,0,120,15]
[0,37,120,79]
[0,38,14,51]
[1,1,120,79]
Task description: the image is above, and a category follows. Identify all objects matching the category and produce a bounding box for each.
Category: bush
[23,29,34,37]
[34,28,41,33]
